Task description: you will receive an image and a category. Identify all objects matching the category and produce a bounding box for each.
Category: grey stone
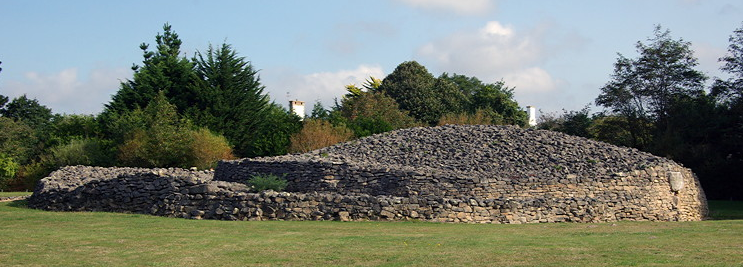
[27,125,708,224]
[669,172,684,192]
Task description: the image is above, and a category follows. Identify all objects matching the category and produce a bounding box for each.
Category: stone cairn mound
[318,125,668,183]
[29,125,708,223]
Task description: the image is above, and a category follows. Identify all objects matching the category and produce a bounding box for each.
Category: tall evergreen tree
[190,43,271,157]
[102,23,197,120]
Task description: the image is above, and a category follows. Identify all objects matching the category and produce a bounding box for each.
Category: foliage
[246,173,288,192]
[12,160,55,191]
[338,90,420,137]
[440,73,527,126]
[0,94,8,111]
[47,138,115,168]
[0,94,54,131]
[344,117,395,138]
[596,25,706,149]
[438,109,493,126]
[537,107,593,138]
[117,92,192,168]
[188,128,235,169]
[712,22,743,104]
[48,114,101,145]
[588,114,650,148]
[376,63,526,126]
[379,61,452,125]
[0,153,19,190]
[189,43,271,158]
[102,23,197,124]
[0,117,37,165]
[247,103,303,157]
[308,101,330,121]
[289,119,354,153]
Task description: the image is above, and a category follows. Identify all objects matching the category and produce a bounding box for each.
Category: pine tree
[102,23,197,120]
[189,43,271,157]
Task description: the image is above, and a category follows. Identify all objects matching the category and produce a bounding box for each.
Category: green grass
[0,199,741,266]
[0,191,32,198]
[708,200,743,220]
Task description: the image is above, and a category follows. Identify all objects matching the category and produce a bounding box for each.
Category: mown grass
[0,191,32,197]
[0,197,741,266]
[708,200,743,220]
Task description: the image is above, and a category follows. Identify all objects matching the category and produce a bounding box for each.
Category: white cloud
[2,67,130,115]
[396,0,495,15]
[504,67,558,94]
[262,65,385,114]
[415,20,579,111]
[417,21,555,91]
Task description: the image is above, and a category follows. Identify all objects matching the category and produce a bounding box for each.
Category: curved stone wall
[28,125,708,223]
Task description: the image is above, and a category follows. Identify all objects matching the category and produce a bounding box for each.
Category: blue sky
[1,0,741,116]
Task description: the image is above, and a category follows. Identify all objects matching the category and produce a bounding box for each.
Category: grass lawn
[0,191,32,198]
[1,196,741,267]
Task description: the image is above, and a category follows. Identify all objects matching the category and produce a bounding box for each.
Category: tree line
[0,24,525,191]
[1,22,740,200]
[539,24,743,200]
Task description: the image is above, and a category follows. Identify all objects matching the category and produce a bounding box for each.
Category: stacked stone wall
[28,125,708,223]
[29,164,706,223]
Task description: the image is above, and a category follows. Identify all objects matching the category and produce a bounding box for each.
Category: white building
[526,106,537,127]
[289,100,305,120]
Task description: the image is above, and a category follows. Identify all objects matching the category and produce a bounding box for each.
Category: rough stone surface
[29,125,708,223]
[0,195,29,202]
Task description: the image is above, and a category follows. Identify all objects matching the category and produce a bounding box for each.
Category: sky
[1,0,741,116]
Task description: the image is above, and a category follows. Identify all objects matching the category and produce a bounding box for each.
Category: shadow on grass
[707,200,743,220]
[6,200,28,209]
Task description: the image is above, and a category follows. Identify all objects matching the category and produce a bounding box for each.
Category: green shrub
[0,154,20,190]
[49,138,114,167]
[188,128,234,169]
[247,174,288,192]
[115,92,235,169]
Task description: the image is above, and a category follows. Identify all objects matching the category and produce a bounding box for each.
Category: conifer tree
[102,23,197,119]
[190,43,271,157]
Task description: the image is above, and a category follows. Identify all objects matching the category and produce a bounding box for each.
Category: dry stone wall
[29,125,708,223]
[215,125,708,222]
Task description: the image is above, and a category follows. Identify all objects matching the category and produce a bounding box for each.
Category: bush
[339,91,420,137]
[0,154,19,190]
[0,117,37,165]
[188,128,234,169]
[289,119,354,153]
[437,109,494,126]
[48,138,114,167]
[247,173,287,192]
[12,160,55,191]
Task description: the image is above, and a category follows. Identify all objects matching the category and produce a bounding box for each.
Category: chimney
[289,100,305,120]
[526,106,537,127]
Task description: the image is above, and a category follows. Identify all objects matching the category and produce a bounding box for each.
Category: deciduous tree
[595,25,706,149]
